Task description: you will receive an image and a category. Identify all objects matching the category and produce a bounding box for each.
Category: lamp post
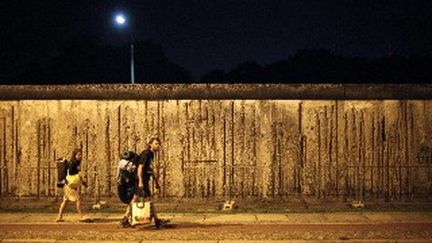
[114,13,135,84]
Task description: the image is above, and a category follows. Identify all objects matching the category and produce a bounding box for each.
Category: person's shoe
[155,218,170,229]
[79,216,94,223]
[55,217,64,222]
[119,217,131,228]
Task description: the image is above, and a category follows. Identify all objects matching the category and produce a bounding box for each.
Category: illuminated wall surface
[0,84,431,200]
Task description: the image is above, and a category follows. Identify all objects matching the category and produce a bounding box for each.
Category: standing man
[120,137,169,228]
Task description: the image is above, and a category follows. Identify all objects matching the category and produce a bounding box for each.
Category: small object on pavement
[92,200,106,210]
[92,203,101,210]
[119,216,132,228]
[79,216,94,223]
[350,200,365,209]
[155,218,171,229]
[221,200,237,211]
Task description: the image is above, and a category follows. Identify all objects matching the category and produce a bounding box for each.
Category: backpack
[56,158,69,188]
[119,161,136,186]
[117,151,139,204]
[118,151,139,186]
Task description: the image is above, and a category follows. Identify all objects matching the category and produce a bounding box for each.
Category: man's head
[148,137,161,152]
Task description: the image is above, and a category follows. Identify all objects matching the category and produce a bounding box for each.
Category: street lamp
[114,13,135,84]
[115,15,126,25]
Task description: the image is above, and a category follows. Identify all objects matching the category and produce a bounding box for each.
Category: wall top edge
[1,83,431,100]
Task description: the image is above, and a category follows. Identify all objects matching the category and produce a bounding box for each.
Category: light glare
[115,15,126,25]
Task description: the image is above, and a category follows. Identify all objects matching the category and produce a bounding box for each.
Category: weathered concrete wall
[1,97,431,201]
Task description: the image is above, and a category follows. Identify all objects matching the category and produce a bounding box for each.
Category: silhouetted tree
[200,69,227,82]
[16,60,46,83]
[3,38,192,84]
[199,48,432,83]
[134,40,192,82]
[48,39,127,83]
[263,60,293,82]
[226,61,264,82]
[407,54,432,82]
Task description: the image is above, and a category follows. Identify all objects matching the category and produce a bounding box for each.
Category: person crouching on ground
[120,137,170,228]
[56,148,91,222]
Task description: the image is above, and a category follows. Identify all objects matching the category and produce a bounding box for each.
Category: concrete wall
[1,95,431,201]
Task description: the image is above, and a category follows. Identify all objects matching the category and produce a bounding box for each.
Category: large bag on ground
[131,200,151,226]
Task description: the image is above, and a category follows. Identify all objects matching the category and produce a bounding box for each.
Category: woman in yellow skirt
[56,148,91,222]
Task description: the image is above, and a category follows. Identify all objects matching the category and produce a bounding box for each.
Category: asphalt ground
[1,197,432,242]
[1,212,432,242]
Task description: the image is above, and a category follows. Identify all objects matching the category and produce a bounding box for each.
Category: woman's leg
[57,199,68,221]
[76,199,83,218]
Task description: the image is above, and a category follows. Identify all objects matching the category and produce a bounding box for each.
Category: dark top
[68,159,81,175]
[138,149,154,179]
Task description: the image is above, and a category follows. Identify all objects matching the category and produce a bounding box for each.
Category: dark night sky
[1,0,431,81]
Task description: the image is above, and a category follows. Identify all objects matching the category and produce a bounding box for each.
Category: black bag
[118,151,139,186]
[117,151,139,204]
[119,163,137,186]
[117,183,135,204]
[121,151,139,166]
[56,158,69,188]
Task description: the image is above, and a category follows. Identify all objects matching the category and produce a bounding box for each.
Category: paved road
[1,222,432,242]
[1,212,432,241]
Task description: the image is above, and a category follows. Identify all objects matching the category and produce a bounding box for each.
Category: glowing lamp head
[115,15,126,25]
